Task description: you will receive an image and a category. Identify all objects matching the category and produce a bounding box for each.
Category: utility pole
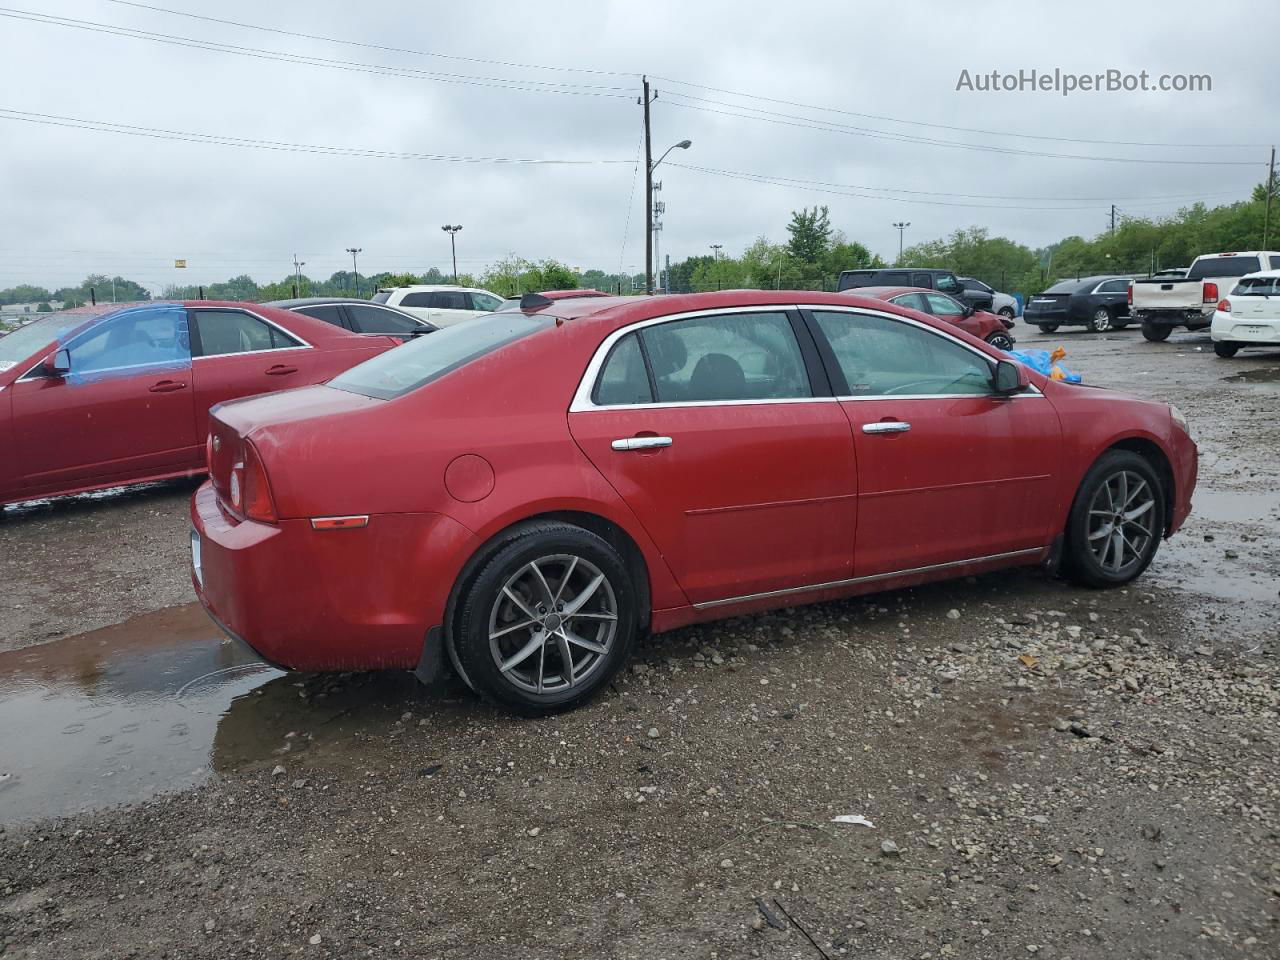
[1110,204,1116,234]
[652,182,664,294]
[293,254,305,298]
[710,243,722,260]
[892,221,910,263]
[346,247,362,298]
[441,225,462,282]
[1264,146,1276,249]
[642,76,654,295]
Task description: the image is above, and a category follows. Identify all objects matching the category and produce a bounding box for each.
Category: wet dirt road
[0,326,1277,959]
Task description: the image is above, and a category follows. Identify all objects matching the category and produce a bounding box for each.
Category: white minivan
[1211,270,1280,357]
[373,285,505,327]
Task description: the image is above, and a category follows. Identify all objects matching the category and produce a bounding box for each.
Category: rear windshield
[371,291,392,304]
[1042,279,1089,294]
[1187,256,1261,280]
[0,312,93,368]
[1232,275,1280,296]
[329,311,551,400]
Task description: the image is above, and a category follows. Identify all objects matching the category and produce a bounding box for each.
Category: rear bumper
[1135,308,1211,327]
[1211,312,1280,343]
[190,482,479,671]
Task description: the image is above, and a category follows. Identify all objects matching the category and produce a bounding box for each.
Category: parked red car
[852,286,1016,350]
[191,291,1196,713]
[0,301,397,508]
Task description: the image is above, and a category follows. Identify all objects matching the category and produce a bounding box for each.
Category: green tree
[786,206,833,264]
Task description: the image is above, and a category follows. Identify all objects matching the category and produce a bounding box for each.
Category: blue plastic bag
[1006,348,1082,384]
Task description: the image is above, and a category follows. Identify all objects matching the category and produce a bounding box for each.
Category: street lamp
[346,247,362,297]
[441,225,462,283]
[892,222,910,263]
[646,139,692,294]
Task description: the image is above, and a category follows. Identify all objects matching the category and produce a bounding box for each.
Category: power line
[661,96,1264,166]
[665,162,1246,205]
[650,77,1269,151]
[0,108,633,164]
[0,9,632,98]
[104,0,635,78]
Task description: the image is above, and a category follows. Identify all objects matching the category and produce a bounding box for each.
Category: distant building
[0,301,63,318]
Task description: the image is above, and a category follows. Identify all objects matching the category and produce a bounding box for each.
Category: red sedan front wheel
[1064,451,1165,587]
[455,522,638,713]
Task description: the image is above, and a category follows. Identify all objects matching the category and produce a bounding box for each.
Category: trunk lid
[1131,279,1204,311]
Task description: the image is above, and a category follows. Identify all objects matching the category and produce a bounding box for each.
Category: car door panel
[807,308,1061,577]
[11,306,197,492]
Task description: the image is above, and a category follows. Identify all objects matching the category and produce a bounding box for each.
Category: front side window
[924,293,966,316]
[65,306,191,374]
[346,304,422,335]
[935,274,960,293]
[469,292,503,312]
[635,311,811,403]
[193,310,300,357]
[813,310,993,398]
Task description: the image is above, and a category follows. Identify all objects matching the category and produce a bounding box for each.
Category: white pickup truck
[1130,251,1280,342]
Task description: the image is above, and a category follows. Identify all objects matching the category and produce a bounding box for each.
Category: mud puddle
[0,605,475,827]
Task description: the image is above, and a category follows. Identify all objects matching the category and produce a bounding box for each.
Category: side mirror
[43,348,71,377]
[993,359,1028,394]
[961,302,976,317]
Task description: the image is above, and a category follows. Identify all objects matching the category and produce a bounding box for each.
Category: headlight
[1169,404,1190,434]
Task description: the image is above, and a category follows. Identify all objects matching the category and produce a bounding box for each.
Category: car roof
[265,297,388,308]
[1239,268,1280,278]
[380,284,490,293]
[845,286,935,298]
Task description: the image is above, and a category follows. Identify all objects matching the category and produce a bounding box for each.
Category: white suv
[372,285,505,327]
[1211,269,1280,358]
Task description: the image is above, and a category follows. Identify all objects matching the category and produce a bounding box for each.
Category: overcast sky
[2,0,1273,292]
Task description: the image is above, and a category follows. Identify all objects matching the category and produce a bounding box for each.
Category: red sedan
[0,301,396,508]
[852,286,1016,350]
[191,291,1196,713]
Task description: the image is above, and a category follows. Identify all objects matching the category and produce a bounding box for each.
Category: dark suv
[837,268,992,308]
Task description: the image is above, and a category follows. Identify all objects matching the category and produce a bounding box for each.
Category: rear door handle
[148,380,188,393]
[611,436,673,451]
[862,421,910,435]
[265,364,298,376]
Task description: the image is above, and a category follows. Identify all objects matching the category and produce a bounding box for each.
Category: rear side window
[330,312,550,400]
[1187,256,1262,280]
[193,310,300,356]
[399,292,433,308]
[625,312,812,403]
[346,304,422,335]
[889,293,927,312]
[431,291,470,310]
[1096,279,1131,293]
[593,333,652,405]
[294,304,347,329]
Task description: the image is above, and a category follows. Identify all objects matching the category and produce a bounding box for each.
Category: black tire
[998,306,1016,320]
[1141,322,1172,342]
[1063,451,1165,588]
[1088,308,1113,333]
[1037,324,1060,334]
[984,332,1016,351]
[454,522,638,714]
[1213,341,1239,358]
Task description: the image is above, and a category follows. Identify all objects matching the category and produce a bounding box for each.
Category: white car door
[393,292,435,323]
[429,291,474,327]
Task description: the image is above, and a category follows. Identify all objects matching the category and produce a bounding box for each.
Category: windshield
[1187,256,1261,280]
[1043,279,1087,294]
[329,311,552,400]
[0,312,95,369]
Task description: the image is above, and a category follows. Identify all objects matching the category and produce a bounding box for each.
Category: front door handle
[862,421,910,435]
[611,436,673,451]
[149,380,188,393]
[265,364,298,376]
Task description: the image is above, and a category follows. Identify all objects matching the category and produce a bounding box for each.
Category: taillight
[240,441,277,524]
[205,433,214,473]
[1127,284,1133,304]
[1217,299,1231,313]
[1203,282,1218,302]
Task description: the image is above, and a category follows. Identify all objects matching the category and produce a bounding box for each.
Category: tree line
[5,182,1274,310]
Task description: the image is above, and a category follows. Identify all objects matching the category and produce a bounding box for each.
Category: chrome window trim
[571,303,1045,412]
[692,547,1044,610]
[569,304,820,412]
[187,306,314,358]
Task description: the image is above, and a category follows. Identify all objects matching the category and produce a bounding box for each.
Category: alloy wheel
[1090,309,1113,332]
[987,333,1015,351]
[487,554,618,695]
[1087,470,1157,575]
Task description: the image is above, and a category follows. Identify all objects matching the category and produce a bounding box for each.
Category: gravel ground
[1,326,1277,959]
